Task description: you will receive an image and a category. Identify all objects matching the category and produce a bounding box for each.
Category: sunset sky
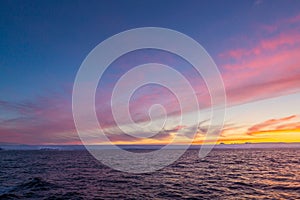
[1,0,300,145]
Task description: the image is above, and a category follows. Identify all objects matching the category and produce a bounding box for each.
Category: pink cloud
[0,92,80,145]
[218,14,300,105]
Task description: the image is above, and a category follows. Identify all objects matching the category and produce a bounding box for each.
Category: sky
[0,0,300,145]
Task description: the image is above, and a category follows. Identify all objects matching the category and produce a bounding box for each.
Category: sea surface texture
[0,149,299,199]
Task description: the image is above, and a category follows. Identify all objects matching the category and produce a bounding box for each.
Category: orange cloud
[276,122,300,130]
[247,115,298,135]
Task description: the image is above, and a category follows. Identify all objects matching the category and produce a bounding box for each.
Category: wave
[0,177,59,199]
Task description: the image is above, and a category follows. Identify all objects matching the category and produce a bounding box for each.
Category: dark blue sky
[1,0,300,102]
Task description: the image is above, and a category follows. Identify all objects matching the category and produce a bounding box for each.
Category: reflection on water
[0,149,299,199]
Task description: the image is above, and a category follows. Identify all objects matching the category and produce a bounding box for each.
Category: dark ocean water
[0,148,299,199]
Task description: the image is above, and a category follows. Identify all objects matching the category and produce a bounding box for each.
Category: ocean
[0,147,299,199]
